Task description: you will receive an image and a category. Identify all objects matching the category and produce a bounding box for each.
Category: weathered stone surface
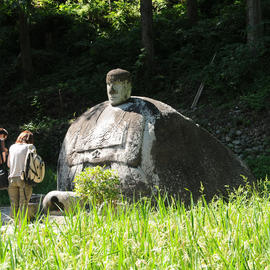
[57,96,254,201]
[42,191,84,213]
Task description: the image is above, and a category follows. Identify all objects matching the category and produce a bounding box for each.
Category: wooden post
[191,53,216,109]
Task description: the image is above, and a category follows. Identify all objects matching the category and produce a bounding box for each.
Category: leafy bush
[105,0,139,30]
[74,166,120,204]
[0,190,9,206]
[33,166,57,195]
[246,155,270,180]
[204,43,261,99]
[241,77,270,111]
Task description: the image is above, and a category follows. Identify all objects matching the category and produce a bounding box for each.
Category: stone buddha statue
[57,68,254,201]
[58,69,160,195]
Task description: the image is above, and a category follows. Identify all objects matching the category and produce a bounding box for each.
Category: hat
[106,68,131,84]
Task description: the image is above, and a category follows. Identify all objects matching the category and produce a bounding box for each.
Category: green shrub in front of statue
[74,166,120,204]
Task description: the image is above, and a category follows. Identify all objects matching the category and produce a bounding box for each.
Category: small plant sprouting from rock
[74,166,120,204]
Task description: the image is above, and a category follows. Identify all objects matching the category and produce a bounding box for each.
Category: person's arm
[0,140,4,164]
[7,152,10,168]
[0,139,8,163]
[2,149,8,164]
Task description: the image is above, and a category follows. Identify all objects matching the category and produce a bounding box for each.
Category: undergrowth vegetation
[1,178,270,269]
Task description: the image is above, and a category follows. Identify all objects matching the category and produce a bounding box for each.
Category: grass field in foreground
[1,179,270,269]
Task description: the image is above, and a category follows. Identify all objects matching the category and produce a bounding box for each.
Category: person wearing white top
[7,131,35,218]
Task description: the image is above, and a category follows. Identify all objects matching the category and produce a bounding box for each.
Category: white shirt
[8,143,36,179]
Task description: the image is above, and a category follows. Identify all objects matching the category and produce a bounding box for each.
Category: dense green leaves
[74,166,120,204]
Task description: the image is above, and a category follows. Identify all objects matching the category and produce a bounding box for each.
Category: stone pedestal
[42,191,85,214]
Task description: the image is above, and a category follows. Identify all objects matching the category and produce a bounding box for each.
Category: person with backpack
[7,130,36,218]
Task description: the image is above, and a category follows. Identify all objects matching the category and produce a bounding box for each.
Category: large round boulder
[57,96,254,201]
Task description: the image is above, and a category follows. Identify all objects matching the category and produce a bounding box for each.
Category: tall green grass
[1,179,270,269]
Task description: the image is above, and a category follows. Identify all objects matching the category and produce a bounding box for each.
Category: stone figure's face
[107,80,131,106]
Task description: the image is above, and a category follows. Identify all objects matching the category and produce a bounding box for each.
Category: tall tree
[246,0,263,45]
[186,0,198,25]
[140,0,154,82]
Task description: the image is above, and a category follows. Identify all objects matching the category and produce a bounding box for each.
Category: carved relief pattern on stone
[76,110,128,151]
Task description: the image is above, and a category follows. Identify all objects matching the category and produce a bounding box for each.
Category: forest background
[0,0,269,204]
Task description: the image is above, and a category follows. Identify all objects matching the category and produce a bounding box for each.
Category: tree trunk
[246,0,263,45]
[18,4,33,84]
[186,0,198,25]
[140,0,154,82]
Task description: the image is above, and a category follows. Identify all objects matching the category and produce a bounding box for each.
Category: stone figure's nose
[109,84,117,94]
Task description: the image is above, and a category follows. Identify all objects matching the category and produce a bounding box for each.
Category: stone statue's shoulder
[81,101,109,119]
[72,101,108,124]
[65,101,109,136]
[131,96,195,124]
[130,96,177,114]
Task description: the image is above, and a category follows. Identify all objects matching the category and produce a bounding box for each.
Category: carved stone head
[106,68,132,106]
